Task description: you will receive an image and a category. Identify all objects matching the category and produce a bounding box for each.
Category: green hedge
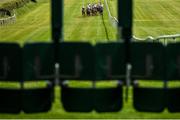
[0,0,30,11]
[0,0,32,18]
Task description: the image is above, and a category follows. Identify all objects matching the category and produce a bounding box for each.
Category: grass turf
[108,0,180,38]
[0,0,180,118]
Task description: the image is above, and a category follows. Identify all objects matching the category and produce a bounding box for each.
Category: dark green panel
[0,88,21,113]
[133,87,165,112]
[61,85,122,112]
[166,43,180,80]
[94,85,123,112]
[23,43,54,113]
[0,43,22,81]
[131,42,165,80]
[59,42,95,80]
[22,87,53,113]
[23,43,54,81]
[167,88,180,112]
[61,85,94,112]
[95,43,125,80]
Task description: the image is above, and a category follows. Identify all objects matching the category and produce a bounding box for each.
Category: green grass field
[0,0,180,118]
[108,0,180,38]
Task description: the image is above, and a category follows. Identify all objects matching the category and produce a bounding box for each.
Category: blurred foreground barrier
[0,43,54,113]
[166,43,180,112]
[0,43,22,113]
[59,42,123,112]
[22,43,54,113]
[131,42,166,112]
[0,42,179,113]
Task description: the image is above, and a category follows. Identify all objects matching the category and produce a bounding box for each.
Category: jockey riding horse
[82,7,85,16]
[97,2,103,15]
[86,4,91,16]
[91,4,98,16]
[82,2,103,16]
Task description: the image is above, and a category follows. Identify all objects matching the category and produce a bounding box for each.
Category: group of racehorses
[82,2,103,16]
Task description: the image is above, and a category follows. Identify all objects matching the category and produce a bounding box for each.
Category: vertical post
[51,0,63,85]
[51,0,63,62]
[118,0,132,46]
[118,0,133,102]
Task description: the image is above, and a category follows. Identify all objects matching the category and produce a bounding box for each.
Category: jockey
[94,4,97,9]
[82,6,85,15]
[100,2,103,8]
[87,3,91,10]
[98,2,103,15]
[87,3,91,7]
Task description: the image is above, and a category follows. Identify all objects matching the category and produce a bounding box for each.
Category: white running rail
[104,0,118,28]
[0,13,16,26]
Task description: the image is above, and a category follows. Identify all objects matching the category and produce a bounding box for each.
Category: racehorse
[97,3,103,15]
[91,4,98,16]
[86,5,91,16]
[82,7,85,16]
[82,3,103,16]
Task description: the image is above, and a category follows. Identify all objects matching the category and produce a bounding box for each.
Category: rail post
[118,0,133,102]
[51,0,63,85]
